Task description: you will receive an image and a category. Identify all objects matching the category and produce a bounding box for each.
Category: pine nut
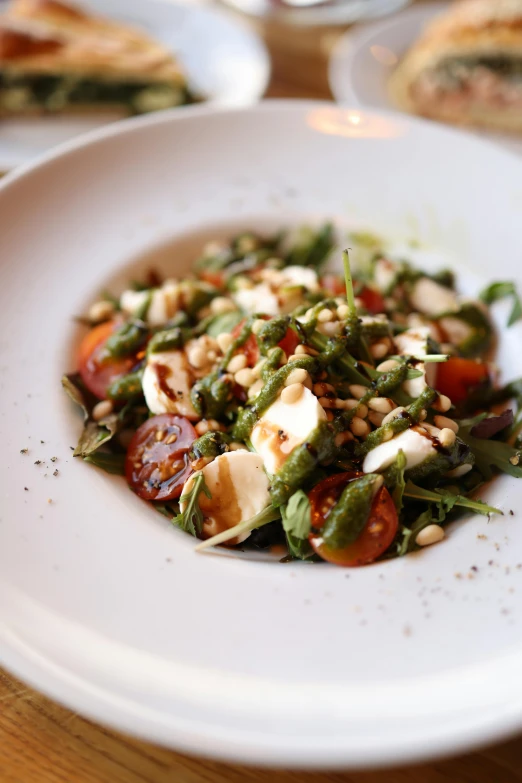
[319,321,342,337]
[248,379,264,398]
[195,420,210,436]
[319,396,335,409]
[210,296,236,315]
[335,431,355,446]
[287,354,304,362]
[88,300,114,323]
[92,400,113,421]
[416,524,445,547]
[285,368,309,387]
[337,304,350,319]
[325,410,334,422]
[434,415,459,433]
[234,368,256,387]
[370,341,389,359]
[342,399,368,417]
[382,406,405,426]
[446,464,472,478]
[317,308,334,323]
[382,429,394,441]
[349,384,367,400]
[227,354,247,373]
[314,382,335,396]
[350,417,370,438]
[281,383,304,404]
[432,394,452,413]
[376,359,399,372]
[368,397,394,414]
[294,345,308,355]
[438,428,456,448]
[418,409,428,421]
[216,332,234,353]
[207,419,225,431]
[229,442,246,451]
[252,319,265,335]
[303,375,313,390]
[368,410,385,428]
[421,423,441,437]
[251,360,265,379]
[187,345,208,369]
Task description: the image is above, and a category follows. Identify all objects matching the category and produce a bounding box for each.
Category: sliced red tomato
[125,414,197,501]
[436,357,490,405]
[231,318,300,367]
[358,286,386,315]
[308,472,398,567]
[321,274,345,296]
[78,319,138,400]
[198,269,226,289]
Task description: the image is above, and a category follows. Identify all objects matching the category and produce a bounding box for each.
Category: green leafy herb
[62,374,120,456]
[382,450,407,512]
[480,281,522,327]
[404,481,502,517]
[172,472,212,537]
[84,452,126,475]
[281,490,314,560]
[457,427,522,480]
[285,223,335,269]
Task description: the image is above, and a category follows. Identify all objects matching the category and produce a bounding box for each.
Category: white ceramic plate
[216,0,412,30]
[329,1,522,157]
[2,102,522,769]
[0,0,270,171]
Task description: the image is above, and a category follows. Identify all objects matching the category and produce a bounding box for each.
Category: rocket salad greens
[63,225,522,566]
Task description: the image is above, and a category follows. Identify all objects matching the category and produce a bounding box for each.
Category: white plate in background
[0,0,270,171]
[329,1,522,156]
[2,102,522,768]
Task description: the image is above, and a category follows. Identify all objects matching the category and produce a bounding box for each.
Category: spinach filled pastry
[390,0,522,133]
[0,0,196,116]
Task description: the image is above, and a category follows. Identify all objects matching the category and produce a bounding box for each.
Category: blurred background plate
[328,1,522,156]
[0,0,270,171]
[217,0,412,29]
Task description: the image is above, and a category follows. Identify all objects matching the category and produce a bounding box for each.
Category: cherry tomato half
[358,286,386,315]
[231,318,300,367]
[436,357,490,405]
[308,472,398,567]
[125,414,197,501]
[321,274,345,296]
[198,269,226,289]
[78,320,139,400]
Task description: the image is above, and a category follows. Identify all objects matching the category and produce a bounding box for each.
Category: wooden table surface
[3,4,522,782]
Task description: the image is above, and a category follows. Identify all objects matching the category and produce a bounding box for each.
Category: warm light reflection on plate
[369,44,399,67]
[306,108,405,139]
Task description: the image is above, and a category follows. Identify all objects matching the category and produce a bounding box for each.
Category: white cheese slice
[363,427,437,474]
[181,451,271,544]
[394,326,437,397]
[233,283,280,316]
[120,282,181,327]
[251,386,327,475]
[142,350,198,419]
[374,258,397,293]
[409,278,459,317]
[280,266,320,292]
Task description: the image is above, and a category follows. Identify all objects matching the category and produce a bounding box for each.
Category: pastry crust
[0,0,185,82]
[389,0,522,132]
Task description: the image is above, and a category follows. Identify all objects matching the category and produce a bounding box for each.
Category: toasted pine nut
[416,525,445,547]
[295,344,319,356]
[252,319,265,335]
[195,421,210,436]
[370,341,389,359]
[227,354,247,374]
[368,410,385,428]
[248,379,264,399]
[337,304,350,319]
[446,464,472,478]
[317,308,334,323]
[434,415,459,433]
[187,345,207,369]
[376,359,399,372]
[368,397,394,414]
[235,368,256,388]
[432,394,452,413]
[438,428,456,448]
[229,442,246,451]
[313,382,335,396]
[335,431,354,447]
[216,332,234,353]
[319,321,342,337]
[281,383,304,404]
[418,409,428,421]
[350,417,370,438]
[251,360,265,379]
[88,300,114,323]
[319,396,335,409]
[285,368,309,387]
[210,297,236,315]
[92,400,113,421]
[382,406,405,426]
[348,384,367,400]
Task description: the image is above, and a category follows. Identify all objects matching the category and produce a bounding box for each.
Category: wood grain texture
[2,3,522,781]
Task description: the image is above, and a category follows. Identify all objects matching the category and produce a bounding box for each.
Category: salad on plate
[63,225,522,566]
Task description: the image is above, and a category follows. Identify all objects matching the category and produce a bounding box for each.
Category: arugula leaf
[172,472,212,537]
[280,490,315,560]
[404,481,502,516]
[285,223,335,270]
[205,311,243,338]
[398,509,434,556]
[458,425,522,480]
[195,504,281,551]
[480,281,522,327]
[84,452,126,475]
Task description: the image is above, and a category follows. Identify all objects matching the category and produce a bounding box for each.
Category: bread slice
[0,0,195,116]
[389,0,522,133]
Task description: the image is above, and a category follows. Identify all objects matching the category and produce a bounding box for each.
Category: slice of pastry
[389,0,522,134]
[0,0,196,116]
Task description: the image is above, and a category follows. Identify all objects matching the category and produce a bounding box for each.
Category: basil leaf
[281,489,311,539]
[480,281,522,327]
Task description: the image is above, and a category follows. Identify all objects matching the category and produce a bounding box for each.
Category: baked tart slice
[0,0,196,116]
[389,0,522,134]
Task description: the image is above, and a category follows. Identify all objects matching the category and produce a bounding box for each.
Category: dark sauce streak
[154,364,178,402]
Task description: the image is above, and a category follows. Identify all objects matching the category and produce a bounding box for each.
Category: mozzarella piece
[120,282,181,327]
[142,350,198,419]
[374,258,397,293]
[181,451,271,544]
[409,278,459,317]
[394,326,436,397]
[438,316,473,348]
[251,386,327,475]
[233,283,280,316]
[280,266,320,292]
[363,427,437,474]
